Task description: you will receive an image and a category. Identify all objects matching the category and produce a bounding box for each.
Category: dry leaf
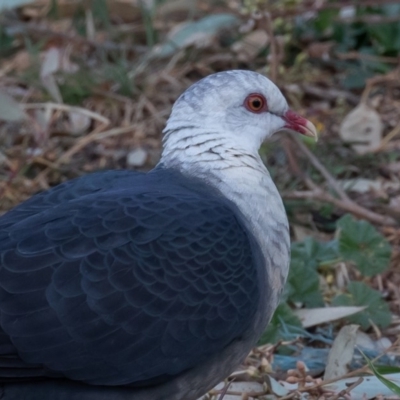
[40,46,79,103]
[339,103,383,154]
[324,324,359,380]
[307,41,334,60]
[152,14,239,58]
[231,30,269,62]
[69,111,92,135]
[294,307,365,328]
[324,373,400,399]
[156,0,199,21]
[0,91,27,122]
[212,381,264,400]
[40,47,63,103]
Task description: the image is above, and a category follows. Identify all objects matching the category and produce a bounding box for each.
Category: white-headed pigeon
[0,70,317,400]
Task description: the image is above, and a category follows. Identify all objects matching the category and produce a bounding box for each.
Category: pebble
[127,147,147,167]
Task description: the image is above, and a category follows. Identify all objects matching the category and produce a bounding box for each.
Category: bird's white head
[161,70,317,165]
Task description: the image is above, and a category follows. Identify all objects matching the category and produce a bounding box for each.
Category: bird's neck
[160,128,290,313]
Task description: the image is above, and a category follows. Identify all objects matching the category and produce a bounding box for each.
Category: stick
[291,135,351,202]
[284,190,397,226]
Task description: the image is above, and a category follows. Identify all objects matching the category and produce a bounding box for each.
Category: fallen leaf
[211,381,264,399]
[231,29,269,62]
[40,46,79,103]
[40,47,63,103]
[69,111,91,135]
[265,375,290,396]
[324,373,400,399]
[152,14,239,58]
[324,324,359,380]
[156,0,200,21]
[355,331,392,353]
[339,103,383,154]
[0,92,27,122]
[294,306,365,328]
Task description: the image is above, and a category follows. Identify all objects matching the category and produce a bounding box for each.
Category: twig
[21,103,110,126]
[278,391,300,400]
[387,281,400,313]
[217,380,233,400]
[336,52,400,65]
[263,12,279,82]
[373,123,400,152]
[284,189,397,226]
[57,125,137,164]
[296,340,400,395]
[300,84,360,105]
[329,377,364,400]
[288,131,399,226]
[291,135,351,202]
[211,388,267,399]
[360,68,400,103]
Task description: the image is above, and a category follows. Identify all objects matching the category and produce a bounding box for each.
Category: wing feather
[0,170,261,386]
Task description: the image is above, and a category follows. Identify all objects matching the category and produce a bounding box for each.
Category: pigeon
[0,70,317,400]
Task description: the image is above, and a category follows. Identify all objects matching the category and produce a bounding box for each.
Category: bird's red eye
[244,94,267,113]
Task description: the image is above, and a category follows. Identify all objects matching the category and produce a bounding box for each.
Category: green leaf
[58,72,95,106]
[0,28,14,57]
[332,282,391,329]
[341,68,374,90]
[259,303,303,345]
[286,238,337,307]
[360,350,400,395]
[92,0,111,31]
[367,23,400,55]
[287,256,323,307]
[337,215,392,277]
[375,366,400,375]
[313,9,338,34]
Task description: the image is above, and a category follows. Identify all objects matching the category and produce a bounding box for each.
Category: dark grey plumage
[0,70,317,399]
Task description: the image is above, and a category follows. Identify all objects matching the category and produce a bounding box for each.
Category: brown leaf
[339,103,383,154]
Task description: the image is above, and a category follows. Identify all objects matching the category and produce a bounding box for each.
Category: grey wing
[0,178,260,386]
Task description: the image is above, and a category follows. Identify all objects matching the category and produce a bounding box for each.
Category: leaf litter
[1,0,400,399]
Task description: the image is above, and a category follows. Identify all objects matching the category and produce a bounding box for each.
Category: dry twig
[283,135,398,226]
[291,135,350,202]
[285,189,397,226]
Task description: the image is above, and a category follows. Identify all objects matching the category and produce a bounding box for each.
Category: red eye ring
[244,94,267,113]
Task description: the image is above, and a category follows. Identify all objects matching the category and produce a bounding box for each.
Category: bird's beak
[282,110,318,141]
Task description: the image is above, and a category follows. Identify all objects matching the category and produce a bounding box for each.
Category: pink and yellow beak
[282,110,318,141]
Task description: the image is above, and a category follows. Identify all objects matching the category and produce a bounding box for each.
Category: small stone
[127,147,147,167]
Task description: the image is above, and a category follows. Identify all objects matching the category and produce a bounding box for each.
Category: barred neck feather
[160,126,290,310]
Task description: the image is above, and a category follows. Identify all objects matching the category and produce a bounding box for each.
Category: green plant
[263,214,392,343]
[259,303,303,344]
[361,350,400,395]
[337,215,392,277]
[291,3,400,87]
[333,282,391,329]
